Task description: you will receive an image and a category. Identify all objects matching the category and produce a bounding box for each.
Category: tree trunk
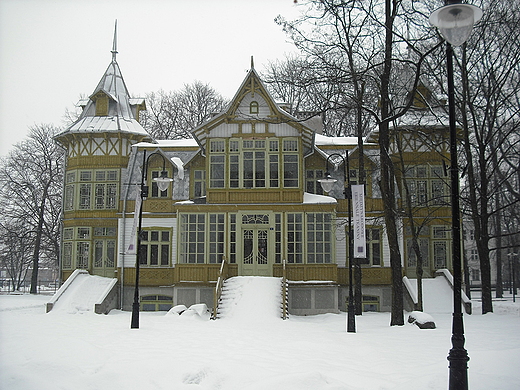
[30,195,47,294]
[380,0,404,326]
[460,44,493,314]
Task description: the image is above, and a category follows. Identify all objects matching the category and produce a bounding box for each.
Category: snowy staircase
[214,276,284,321]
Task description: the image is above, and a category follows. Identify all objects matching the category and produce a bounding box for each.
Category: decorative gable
[226,69,279,119]
[192,62,316,156]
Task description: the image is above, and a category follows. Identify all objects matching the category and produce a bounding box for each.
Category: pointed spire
[251,55,254,69]
[111,20,118,62]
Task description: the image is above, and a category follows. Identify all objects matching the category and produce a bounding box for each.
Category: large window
[432,225,450,268]
[139,230,171,266]
[306,213,332,263]
[287,213,303,263]
[194,170,206,198]
[62,226,117,270]
[306,170,324,195]
[64,172,76,211]
[283,155,299,187]
[210,155,225,188]
[65,169,119,211]
[230,214,237,263]
[405,165,448,206]
[208,138,298,189]
[62,242,72,269]
[180,214,206,263]
[180,213,225,264]
[407,238,429,268]
[209,214,225,263]
[275,213,282,263]
[365,228,382,266]
[62,227,91,270]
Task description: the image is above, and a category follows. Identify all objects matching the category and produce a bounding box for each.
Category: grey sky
[0,0,299,156]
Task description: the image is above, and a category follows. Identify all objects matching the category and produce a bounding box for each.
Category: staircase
[214,276,286,321]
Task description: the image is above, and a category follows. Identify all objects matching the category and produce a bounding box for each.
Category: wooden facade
[55,48,454,313]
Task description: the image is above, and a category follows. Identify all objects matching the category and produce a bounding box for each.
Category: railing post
[212,257,227,320]
[282,259,288,320]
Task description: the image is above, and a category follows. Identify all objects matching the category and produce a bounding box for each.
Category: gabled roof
[56,25,150,140]
[191,59,317,155]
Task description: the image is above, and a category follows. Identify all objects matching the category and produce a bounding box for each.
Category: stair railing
[282,258,288,320]
[211,256,228,320]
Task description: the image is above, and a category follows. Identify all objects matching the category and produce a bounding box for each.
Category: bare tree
[457,0,520,313]
[141,81,228,140]
[277,0,440,325]
[0,124,64,293]
[0,223,35,291]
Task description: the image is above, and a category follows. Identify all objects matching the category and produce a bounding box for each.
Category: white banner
[125,186,141,255]
[351,184,366,258]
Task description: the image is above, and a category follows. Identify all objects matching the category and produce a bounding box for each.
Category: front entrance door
[92,239,116,278]
[242,228,271,276]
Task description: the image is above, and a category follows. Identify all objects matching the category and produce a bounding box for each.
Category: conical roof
[56,26,149,139]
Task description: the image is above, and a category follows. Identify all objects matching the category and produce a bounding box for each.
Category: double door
[241,228,271,276]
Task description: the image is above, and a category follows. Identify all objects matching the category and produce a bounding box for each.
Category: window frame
[139,229,171,267]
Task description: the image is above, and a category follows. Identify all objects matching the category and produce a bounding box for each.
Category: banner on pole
[351,184,366,258]
[125,186,141,255]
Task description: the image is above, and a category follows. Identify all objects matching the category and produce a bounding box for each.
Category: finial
[251,55,254,69]
[111,20,118,62]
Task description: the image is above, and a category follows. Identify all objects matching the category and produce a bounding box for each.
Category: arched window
[250,101,259,114]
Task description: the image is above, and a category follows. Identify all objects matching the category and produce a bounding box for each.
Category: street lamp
[507,252,517,302]
[130,150,173,329]
[430,2,482,389]
[318,153,355,333]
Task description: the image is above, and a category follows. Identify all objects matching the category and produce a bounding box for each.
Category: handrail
[281,259,288,320]
[211,257,228,320]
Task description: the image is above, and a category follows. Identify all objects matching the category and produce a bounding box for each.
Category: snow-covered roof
[389,109,449,129]
[134,138,199,148]
[303,192,336,204]
[66,116,149,136]
[56,47,150,139]
[314,134,359,146]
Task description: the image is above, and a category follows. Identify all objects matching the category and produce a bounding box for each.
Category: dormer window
[92,92,109,116]
[250,101,259,114]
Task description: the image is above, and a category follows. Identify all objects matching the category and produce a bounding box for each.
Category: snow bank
[48,272,116,314]
[406,274,458,313]
[167,303,211,320]
[0,295,519,390]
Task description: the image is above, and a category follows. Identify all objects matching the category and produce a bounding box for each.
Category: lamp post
[430,2,482,389]
[508,252,517,302]
[130,150,173,329]
[318,153,355,333]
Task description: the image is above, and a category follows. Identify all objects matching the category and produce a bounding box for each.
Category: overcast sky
[0,0,301,157]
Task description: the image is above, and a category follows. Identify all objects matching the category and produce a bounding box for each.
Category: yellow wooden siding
[172,264,239,283]
[273,264,338,281]
[143,199,176,213]
[62,212,119,222]
[123,268,175,286]
[206,189,303,204]
[337,198,384,213]
[337,267,392,285]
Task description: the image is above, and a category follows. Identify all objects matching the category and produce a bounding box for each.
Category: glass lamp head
[429,3,482,46]
[318,172,337,193]
[153,170,174,192]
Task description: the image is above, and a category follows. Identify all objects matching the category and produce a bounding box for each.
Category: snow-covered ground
[0,279,519,390]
